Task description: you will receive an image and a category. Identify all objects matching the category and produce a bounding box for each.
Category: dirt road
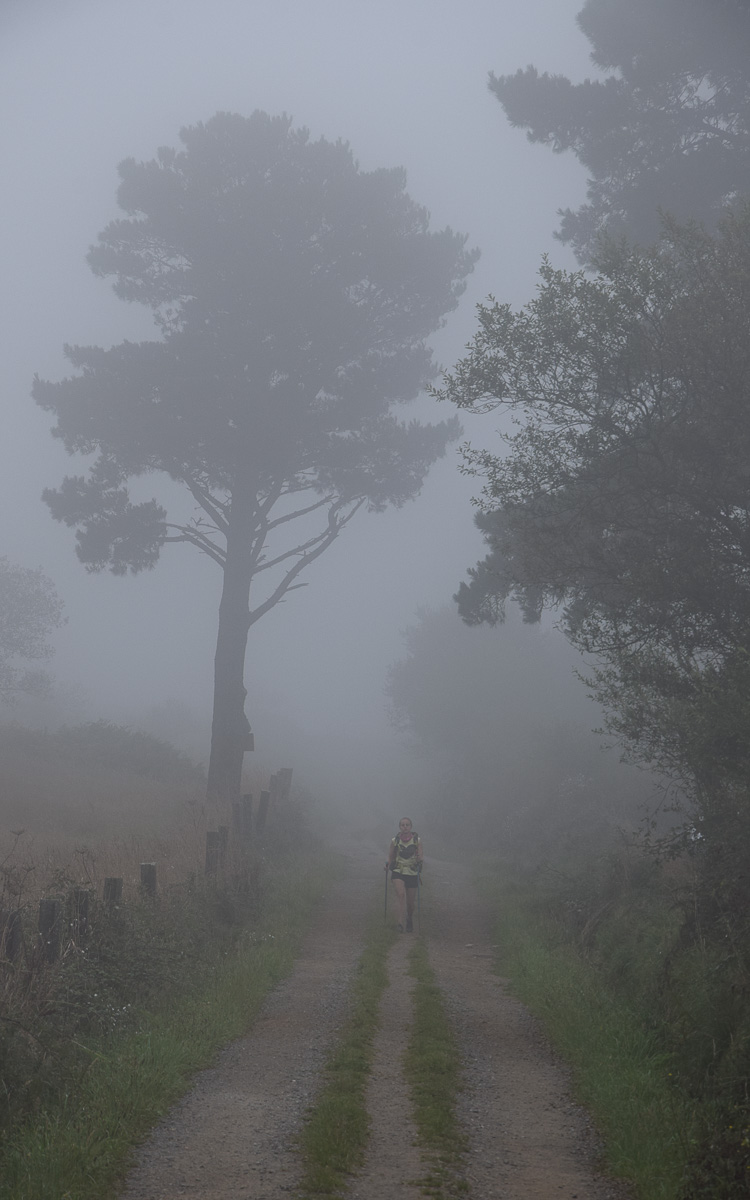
[119,844,630,1199]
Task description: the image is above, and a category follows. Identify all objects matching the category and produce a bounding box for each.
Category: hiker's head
[398,818,413,834]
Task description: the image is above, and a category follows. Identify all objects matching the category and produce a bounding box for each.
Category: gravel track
[348,935,423,1200]
[118,845,632,1200]
[424,856,631,1200]
[119,850,377,1200]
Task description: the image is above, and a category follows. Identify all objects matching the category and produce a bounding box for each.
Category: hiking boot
[405,917,413,932]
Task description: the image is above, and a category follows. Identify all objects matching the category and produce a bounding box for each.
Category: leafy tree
[34,112,477,805]
[437,207,750,858]
[491,0,750,261]
[0,558,64,701]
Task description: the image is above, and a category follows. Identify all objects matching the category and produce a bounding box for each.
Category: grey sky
[1,1,593,778]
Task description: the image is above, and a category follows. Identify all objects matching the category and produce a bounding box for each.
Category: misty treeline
[0,559,63,703]
[2,0,750,1191]
[442,0,750,923]
[386,606,648,863]
[492,0,750,262]
[393,1,750,1192]
[32,111,477,806]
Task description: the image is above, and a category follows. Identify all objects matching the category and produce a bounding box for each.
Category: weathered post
[205,831,221,874]
[268,772,281,806]
[256,789,270,836]
[103,877,123,909]
[233,792,253,841]
[38,897,63,962]
[0,909,22,962]
[218,824,229,868]
[140,862,157,897]
[68,887,91,941]
[242,793,253,838]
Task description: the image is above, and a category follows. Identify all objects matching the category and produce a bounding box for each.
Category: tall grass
[0,849,334,1200]
[484,875,696,1200]
[296,904,395,1198]
[406,938,468,1199]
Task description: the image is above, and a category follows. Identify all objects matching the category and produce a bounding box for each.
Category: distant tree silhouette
[491,0,750,261]
[34,112,477,805]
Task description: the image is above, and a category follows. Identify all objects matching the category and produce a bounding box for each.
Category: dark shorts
[391,872,418,889]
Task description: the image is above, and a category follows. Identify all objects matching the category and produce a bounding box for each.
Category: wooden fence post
[140,863,157,897]
[233,793,253,841]
[68,887,91,941]
[278,767,293,802]
[269,773,281,806]
[205,831,221,874]
[38,897,63,962]
[103,877,123,909]
[256,790,270,836]
[0,909,22,962]
[218,825,229,868]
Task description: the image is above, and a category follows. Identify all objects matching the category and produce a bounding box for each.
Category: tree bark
[206,490,254,807]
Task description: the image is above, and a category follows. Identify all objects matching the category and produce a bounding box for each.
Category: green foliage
[440,210,750,862]
[490,0,750,261]
[297,909,395,1197]
[406,939,468,1198]
[0,846,334,1200]
[0,870,251,1138]
[484,866,694,1198]
[483,845,750,1198]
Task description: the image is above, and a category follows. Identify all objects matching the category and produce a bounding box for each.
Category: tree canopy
[34,111,477,803]
[438,207,750,849]
[0,558,64,702]
[491,0,750,261]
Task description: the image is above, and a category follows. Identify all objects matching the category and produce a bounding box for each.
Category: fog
[1,1,607,822]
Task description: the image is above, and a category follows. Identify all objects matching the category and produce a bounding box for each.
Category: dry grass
[0,720,282,902]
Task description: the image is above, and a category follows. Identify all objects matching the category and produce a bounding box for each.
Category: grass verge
[486,880,695,1200]
[406,938,468,1199]
[296,904,396,1197]
[0,850,334,1200]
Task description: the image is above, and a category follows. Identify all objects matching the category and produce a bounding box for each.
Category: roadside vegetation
[483,842,750,1200]
[406,938,468,1199]
[297,909,395,1198]
[0,722,331,1200]
[296,920,468,1200]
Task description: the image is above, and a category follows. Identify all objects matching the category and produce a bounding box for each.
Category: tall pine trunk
[206,489,254,807]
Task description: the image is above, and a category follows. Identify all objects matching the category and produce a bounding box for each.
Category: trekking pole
[417,865,421,933]
[384,862,389,925]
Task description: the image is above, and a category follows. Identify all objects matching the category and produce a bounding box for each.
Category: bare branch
[163,525,226,568]
[248,498,365,626]
[265,494,334,531]
[184,476,230,534]
[254,526,337,574]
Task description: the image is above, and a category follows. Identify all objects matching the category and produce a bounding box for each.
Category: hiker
[387,817,422,932]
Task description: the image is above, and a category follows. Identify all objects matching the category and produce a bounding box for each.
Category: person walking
[387,817,423,932]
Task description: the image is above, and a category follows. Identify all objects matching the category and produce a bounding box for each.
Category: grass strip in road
[490,886,694,1200]
[296,909,396,1197]
[0,852,334,1200]
[406,939,469,1199]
